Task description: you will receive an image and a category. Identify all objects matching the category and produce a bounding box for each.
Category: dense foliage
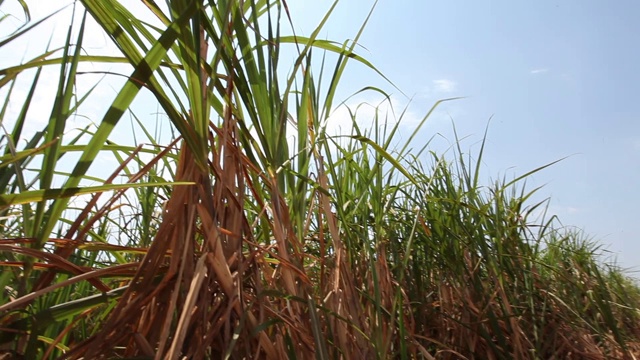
[1,1,639,359]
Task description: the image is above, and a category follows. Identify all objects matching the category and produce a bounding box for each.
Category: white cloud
[530,68,548,74]
[432,79,457,93]
[322,95,422,137]
[567,206,581,214]
[280,93,431,163]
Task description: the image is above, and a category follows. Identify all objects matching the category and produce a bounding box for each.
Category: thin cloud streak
[433,79,457,93]
[530,68,549,74]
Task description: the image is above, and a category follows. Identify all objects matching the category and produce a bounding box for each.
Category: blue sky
[289,1,640,271]
[1,1,638,271]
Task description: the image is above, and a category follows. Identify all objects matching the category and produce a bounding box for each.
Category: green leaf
[0,182,194,208]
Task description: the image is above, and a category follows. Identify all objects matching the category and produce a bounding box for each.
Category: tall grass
[1,1,639,359]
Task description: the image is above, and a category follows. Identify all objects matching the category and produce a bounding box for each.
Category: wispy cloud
[432,79,457,93]
[530,68,548,74]
[323,95,415,136]
[567,206,582,214]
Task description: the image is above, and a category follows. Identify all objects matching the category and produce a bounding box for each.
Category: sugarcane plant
[1,1,639,359]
